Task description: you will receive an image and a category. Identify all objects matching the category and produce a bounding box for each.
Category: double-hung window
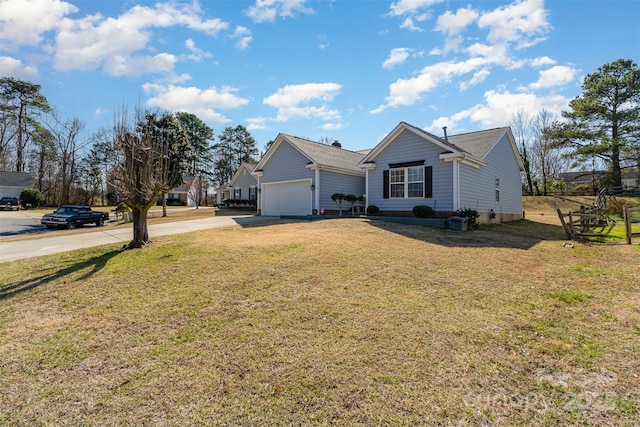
[383,162,432,199]
[390,166,424,198]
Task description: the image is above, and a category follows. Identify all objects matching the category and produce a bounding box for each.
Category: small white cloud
[232,26,252,50]
[103,53,177,77]
[184,39,212,62]
[435,6,479,36]
[530,56,556,67]
[94,108,109,118]
[264,82,342,122]
[0,56,39,80]
[322,122,343,130]
[459,69,490,91]
[245,0,314,23]
[389,0,443,17]
[246,117,269,131]
[382,48,413,69]
[528,65,577,89]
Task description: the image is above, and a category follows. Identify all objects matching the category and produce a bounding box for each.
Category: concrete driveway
[0,214,276,263]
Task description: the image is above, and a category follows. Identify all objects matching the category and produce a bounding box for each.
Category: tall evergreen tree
[0,77,51,172]
[212,125,258,186]
[547,59,640,190]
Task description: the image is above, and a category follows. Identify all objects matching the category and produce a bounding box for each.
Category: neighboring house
[559,170,639,193]
[622,170,639,190]
[215,162,258,206]
[0,171,33,198]
[359,122,524,223]
[160,176,199,206]
[558,171,607,193]
[253,135,365,216]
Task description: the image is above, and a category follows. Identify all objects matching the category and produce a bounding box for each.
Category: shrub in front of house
[456,208,479,229]
[366,205,380,215]
[19,188,44,208]
[413,205,434,218]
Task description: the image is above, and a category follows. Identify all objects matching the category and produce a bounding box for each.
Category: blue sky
[1,0,638,153]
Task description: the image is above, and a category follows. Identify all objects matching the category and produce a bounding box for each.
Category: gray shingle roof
[282,135,366,173]
[447,127,509,159]
[0,171,33,187]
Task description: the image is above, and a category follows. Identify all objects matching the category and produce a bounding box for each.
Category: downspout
[453,160,460,211]
[364,169,369,210]
[315,168,320,214]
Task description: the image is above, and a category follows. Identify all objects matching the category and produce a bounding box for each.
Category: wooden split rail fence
[557,205,639,244]
[623,205,640,244]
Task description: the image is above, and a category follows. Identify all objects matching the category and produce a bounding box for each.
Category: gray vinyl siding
[319,170,365,212]
[232,167,257,199]
[367,129,454,212]
[260,141,314,183]
[459,134,523,215]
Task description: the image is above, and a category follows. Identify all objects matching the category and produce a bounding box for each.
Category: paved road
[0,214,276,263]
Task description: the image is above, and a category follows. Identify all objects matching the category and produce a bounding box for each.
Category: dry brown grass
[1,200,639,426]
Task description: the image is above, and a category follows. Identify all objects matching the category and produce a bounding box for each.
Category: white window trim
[389,166,424,199]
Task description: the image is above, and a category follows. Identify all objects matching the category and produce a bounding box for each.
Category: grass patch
[549,289,593,305]
[1,201,639,425]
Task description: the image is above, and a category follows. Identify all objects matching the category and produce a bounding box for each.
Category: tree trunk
[128,205,152,249]
[162,193,167,217]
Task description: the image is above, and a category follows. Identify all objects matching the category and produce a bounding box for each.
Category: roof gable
[360,122,487,168]
[229,162,257,186]
[255,134,365,175]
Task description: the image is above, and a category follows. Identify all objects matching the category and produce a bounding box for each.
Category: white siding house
[0,171,33,199]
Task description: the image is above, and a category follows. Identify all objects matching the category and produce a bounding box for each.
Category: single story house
[0,171,33,198]
[253,135,366,216]
[358,122,524,223]
[215,162,258,206]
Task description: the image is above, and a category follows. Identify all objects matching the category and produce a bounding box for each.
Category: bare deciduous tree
[111,110,188,249]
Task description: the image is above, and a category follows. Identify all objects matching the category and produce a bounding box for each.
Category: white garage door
[262,180,312,216]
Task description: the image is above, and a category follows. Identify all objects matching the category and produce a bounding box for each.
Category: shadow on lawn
[0,250,121,301]
[367,218,568,250]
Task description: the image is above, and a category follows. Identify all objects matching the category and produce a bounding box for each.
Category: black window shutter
[383,170,389,199]
[424,166,432,198]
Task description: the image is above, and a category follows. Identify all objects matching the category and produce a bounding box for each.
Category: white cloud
[246,117,269,131]
[0,0,77,49]
[53,2,229,75]
[264,83,342,122]
[426,89,570,132]
[383,48,413,69]
[389,0,443,17]
[232,26,253,50]
[376,0,555,113]
[530,56,556,67]
[184,39,212,62]
[103,53,177,77]
[245,0,314,23]
[459,69,490,91]
[435,7,479,36]
[528,65,577,89]
[0,56,39,80]
[143,83,249,126]
[372,58,498,113]
[477,0,550,47]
